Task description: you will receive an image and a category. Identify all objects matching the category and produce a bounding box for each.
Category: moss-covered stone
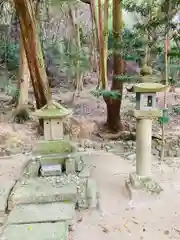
[33,140,75,156]
[33,101,72,119]
[32,140,77,167]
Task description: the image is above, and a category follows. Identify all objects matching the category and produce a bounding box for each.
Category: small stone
[126,154,136,162]
[77,216,83,223]
[69,224,75,232]
[104,145,111,152]
[164,230,170,235]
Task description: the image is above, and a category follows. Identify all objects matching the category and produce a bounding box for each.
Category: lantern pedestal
[136,118,152,177]
[125,83,168,199]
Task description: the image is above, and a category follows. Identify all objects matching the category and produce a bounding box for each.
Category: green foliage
[108,29,145,61]
[60,38,91,76]
[172,106,180,115]
[114,74,136,82]
[92,28,142,98]
[158,108,170,124]
[0,40,19,71]
[91,89,121,99]
[13,108,30,124]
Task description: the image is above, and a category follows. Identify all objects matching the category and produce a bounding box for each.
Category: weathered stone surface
[40,164,62,177]
[129,172,163,193]
[0,181,15,217]
[8,178,77,210]
[75,156,84,172]
[0,213,7,224]
[66,158,76,174]
[125,179,162,202]
[78,165,91,178]
[7,202,75,224]
[1,222,68,240]
[39,156,66,166]
[77,179,88,209]
[22,159,40,178]
[87,179,98,208]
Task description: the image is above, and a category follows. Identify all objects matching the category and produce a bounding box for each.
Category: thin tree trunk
[13,0,51,110]
[17,34,30,109]
[104,0,124,132]
[103,0,109,86]
[13,34,30,123]
[97,0,107,89]
[68,6,83,92]
[90,0,101,83]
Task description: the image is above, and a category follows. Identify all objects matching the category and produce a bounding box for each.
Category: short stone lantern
[33,101,72,140]
[127,83,168,194]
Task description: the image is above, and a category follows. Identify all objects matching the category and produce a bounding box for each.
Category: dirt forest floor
[1,79,180,239]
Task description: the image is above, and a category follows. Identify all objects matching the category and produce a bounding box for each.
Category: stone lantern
[127,83,168,194]
[33,101,72,140]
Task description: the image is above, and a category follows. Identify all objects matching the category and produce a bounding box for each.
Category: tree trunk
[13,0,51,110]
[104,0,123,132]
[17,34,30,109]
[13,34,30,123]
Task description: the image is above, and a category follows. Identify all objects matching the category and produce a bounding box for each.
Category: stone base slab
[8,178,77,211]
[125,172,163,201]
[1,222,68,240]
[7,202,75,224]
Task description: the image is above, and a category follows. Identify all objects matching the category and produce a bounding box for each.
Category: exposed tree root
[97,130,136,141]
[12,107,30,124]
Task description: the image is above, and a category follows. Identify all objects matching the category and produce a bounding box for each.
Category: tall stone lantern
[127,83,168,193]
[33,101,72,140]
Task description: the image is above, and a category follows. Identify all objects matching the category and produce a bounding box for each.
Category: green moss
[33,101,72,119]
[33,140,75,155]
[34,109,69,118]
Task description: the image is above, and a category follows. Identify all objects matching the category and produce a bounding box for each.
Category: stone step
[8,178,77,210]
[1,222,68,240]
[7,202,75,224]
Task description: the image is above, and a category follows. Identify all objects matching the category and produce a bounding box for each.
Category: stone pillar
[136,118,152,177]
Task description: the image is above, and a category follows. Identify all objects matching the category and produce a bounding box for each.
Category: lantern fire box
[129,83,168,119]
[33,101,72,140]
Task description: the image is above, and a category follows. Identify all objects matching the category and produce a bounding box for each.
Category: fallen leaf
[28,226,32,230]
[77,216,83,223]
[99,224,109,233]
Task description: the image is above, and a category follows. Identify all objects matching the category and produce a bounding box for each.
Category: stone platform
[8,178,77,210]
[8,166,97,210]
[1,222,68,240]
[7,202,75,224]
[0,140,98,240]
